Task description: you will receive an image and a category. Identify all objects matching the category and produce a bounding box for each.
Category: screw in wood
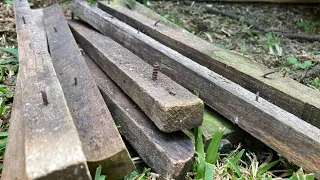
[22,16,26,24]
[41,90,49,106]
[54,27,57,32]
[152,62,160,81]
[255,91,259,102]
[154,20,160,26]
[74,77,77,86]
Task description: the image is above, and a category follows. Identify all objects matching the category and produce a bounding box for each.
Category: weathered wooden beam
[1,9,45,180]
[70,4,320,177]
[2,78,26,180]
[98,0,320,128]
[83,50,194,179]
[12,1,91,179]
[1,9,48,180]
[68,18,203,133]
[43,5,134,178]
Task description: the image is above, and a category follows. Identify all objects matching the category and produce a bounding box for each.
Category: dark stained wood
[84,51,194,180]
[97,0,320,128]
[69,5,320,177]
[68,20,204,133]
[43,5,134,178]
[12,1,91,179]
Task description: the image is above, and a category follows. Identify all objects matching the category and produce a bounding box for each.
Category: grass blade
[205,128,224,164]
[94,165,103,180]
[0,132,8,137]
[257,159,280,176]
[0,47,18,59]
[205,162,215,180]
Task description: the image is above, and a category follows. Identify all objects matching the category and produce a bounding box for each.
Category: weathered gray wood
[83,51,194,179]
[43,5,134,178]
[12,1,91,179]
[1,9,48,180]
[98,0,320,128]
[2,76,26,180]
[69,5,320,177]
[68,20,203,133]
[1,9,45,180]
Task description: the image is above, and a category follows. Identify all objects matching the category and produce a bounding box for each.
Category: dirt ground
[146,1,320,89]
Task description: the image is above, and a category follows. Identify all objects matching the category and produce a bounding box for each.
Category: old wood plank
[97,0,320,128]
[2,77,26,180]
[1,9,47,180]
[69,5,320,177]
[83,50,194,179]
[13,1,91,179]
[43,5,134,178]
[68,20,204,133]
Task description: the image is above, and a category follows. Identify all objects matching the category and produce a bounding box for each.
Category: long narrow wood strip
[13,1,91,179]
[1,9,45,180]
[69,5,320,177]
[43,5,134,178]
[69,19,203,133]
[1,9,47,180]
[2,78,25,180]
[83,50,194,179]
[97,0,320,127]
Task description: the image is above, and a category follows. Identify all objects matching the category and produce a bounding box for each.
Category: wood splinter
[54,27,57,32]
[152,62,159,80]
[41,90,48,106]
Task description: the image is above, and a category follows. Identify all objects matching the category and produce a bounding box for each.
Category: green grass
[0,46,18,173]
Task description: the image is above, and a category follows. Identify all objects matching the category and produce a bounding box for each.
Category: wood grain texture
[84,51,194,180]
[98,0,320,128]
[2,78,26,180]
[68,16,204,133]
[1,9,45,180]
[69,4,320,177]
[43,5,134,179]
[12,1,91,179]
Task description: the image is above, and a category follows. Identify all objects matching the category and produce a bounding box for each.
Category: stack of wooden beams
[2,0,320,179]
